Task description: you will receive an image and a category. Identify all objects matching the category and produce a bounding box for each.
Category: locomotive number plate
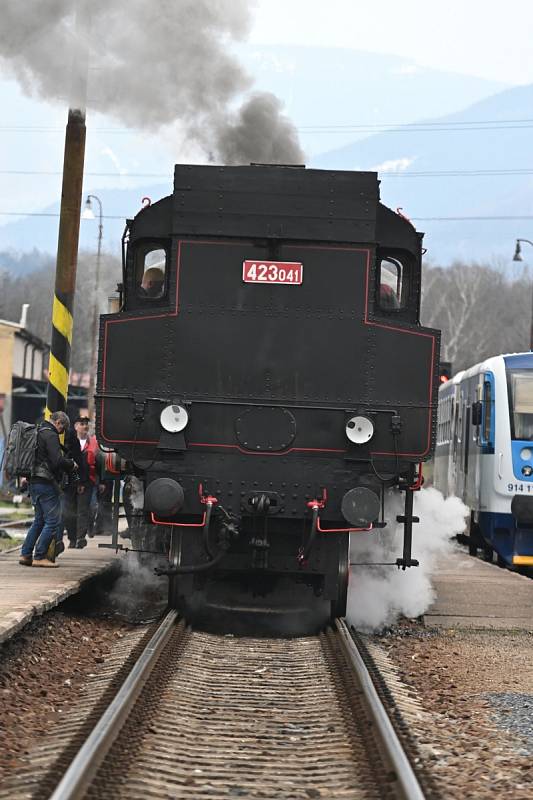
[242,260,303,285]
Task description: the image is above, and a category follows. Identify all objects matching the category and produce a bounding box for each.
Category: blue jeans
[21,482,62,560]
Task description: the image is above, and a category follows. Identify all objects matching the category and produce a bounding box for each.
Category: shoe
[19,555,33,566]
[55,541,65,557]
[76,538,87,549]
[68,541,76,549]
[32,559,59,568]
[87,531,95,538]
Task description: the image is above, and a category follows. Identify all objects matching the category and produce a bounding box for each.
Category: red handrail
[316,517,373,534]
[151,511,207,528]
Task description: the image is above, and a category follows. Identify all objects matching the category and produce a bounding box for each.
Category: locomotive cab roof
[130,164,422,253]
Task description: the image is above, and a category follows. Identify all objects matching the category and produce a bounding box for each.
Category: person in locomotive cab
[19,411,75,568]
[379,283,400,310]
[140,266,165,299]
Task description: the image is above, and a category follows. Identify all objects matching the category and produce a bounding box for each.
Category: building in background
[0,305,87,484]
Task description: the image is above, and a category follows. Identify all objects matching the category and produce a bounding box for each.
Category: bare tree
[1,250,121,374]
[421,261,531,372]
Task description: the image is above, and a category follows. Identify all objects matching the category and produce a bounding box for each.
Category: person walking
[19,411,75,568]
[73,416,101,549]
[62,416,87,549]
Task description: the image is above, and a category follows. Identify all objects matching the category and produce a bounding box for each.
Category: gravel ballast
[0,610,137,781]
[1,604,532,798]
[377,620,533,799]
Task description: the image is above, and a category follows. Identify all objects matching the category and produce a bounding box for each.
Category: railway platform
[424,546,533,630]
[0,539,122,644]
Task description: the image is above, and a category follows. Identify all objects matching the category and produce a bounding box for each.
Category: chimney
[19,303,29,329]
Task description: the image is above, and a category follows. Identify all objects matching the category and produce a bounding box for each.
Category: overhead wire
[1,117,533,134]
[0,113,531,223]
[1,210,533,223]
[1,167,533,179]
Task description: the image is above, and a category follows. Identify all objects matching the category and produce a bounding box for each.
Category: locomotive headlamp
[522,465,533,477]
[345,415,374,444]
[160,404,189,433]
[520,448,532,461]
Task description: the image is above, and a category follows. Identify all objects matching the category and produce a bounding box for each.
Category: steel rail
[0,516,33,528]
[49,612,425,800]
[49,609,179,800]
[335,618,426,800]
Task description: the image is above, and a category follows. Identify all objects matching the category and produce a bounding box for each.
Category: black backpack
[2,421,39,482]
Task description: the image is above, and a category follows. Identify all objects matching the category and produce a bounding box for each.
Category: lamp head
[81,196,95,220]
[513,240,523,262]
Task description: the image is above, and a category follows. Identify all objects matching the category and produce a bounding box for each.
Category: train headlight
[520,448,532,461]
[160,404,189,433]
[345,415,374,444]
[522,465,533,477]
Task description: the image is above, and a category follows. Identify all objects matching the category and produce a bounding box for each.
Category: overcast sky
[1,0,532,248]
[251,0,533,85]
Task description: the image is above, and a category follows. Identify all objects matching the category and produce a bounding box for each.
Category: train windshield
[508,369,533,440]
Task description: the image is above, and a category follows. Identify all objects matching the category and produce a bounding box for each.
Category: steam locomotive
[97,164,440,632]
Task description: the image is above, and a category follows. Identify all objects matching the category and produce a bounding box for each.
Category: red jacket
[80,436,99,484]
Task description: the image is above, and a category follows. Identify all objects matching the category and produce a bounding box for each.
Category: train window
[509,370,533,440]
[378,257,404,310]
[437,393,453,444]
[136,245,167,300]
[482,381,492,442]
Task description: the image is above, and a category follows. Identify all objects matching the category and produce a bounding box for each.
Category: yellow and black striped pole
[45,108,87,419]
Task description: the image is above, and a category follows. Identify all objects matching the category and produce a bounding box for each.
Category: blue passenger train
[434,353,533,568]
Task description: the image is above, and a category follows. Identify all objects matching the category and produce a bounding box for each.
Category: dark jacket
[32,421,75,485]
[64,427,89,482]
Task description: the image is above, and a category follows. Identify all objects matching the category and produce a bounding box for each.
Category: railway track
[35,613,425,800]
[0,516,32,529]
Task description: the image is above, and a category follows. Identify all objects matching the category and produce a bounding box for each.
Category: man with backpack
[19,411,76,568]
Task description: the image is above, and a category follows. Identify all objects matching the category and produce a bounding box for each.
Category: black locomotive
[97,164,440,633]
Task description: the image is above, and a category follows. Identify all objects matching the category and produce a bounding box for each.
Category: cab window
[136,244,168,300]
[508,369,533,440]
[378,257,404,311]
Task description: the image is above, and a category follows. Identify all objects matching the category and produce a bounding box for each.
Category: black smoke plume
[0,0,304,165]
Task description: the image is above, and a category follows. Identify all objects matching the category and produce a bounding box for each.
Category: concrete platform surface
[424,547,533,630]
[0,539,122,644]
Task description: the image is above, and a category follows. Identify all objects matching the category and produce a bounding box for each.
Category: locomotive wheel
[330,534,349,619]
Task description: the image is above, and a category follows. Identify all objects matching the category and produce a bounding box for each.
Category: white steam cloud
[108,555,167,622]
[127,476,144,510]
[0,0,304,165]
[347,487,468,631]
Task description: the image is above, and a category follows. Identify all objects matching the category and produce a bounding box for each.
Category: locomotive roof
[129,165,422,252]
[168,164,421,249]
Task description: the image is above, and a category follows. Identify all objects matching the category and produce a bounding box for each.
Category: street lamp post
[82,194,103,419]
[513,238,533,351]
